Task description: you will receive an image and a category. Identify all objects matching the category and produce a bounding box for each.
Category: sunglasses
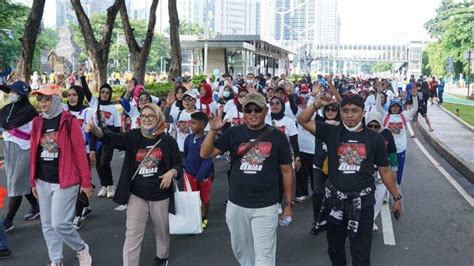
[270,101,281,106]
[100,90,111,95]
[325,107,338,112]
[243,106,264,114]
[183,97,195,102]
[139,97,149,102]
[367,123,381,129]
[36,95,52,102]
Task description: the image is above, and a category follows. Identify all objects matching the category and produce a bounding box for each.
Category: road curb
[437,104,474,132]
[418,123,474,184]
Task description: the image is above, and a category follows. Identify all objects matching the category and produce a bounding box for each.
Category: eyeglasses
[100,90,111,95]
[367,123,381,129]
[139,97,149,102]
[36,95,52,102]
[243,106,264,114]
[140,114,156,121]
[325,107,338,112]
[270,101,281,106]
[183,97,195,102]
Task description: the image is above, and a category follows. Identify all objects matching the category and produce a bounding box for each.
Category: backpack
[383,113,407,128]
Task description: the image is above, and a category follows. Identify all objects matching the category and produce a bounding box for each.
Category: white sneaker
[295,196,306,203]
[373,223,379,232]
[106,185,115,198]
[97,186,108,197]
[77,243,92,266]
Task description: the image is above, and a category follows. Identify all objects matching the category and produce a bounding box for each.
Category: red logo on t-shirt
[136,147,163,177]
[337,143,367,173]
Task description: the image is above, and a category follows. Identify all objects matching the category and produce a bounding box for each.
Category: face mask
[246,80,254,86]
[224,80,229,86]
[9,94,20,103]
[343,121,363,132]
[223,91,231,98]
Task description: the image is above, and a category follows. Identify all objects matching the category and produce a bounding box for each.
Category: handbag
[169,172,203,235]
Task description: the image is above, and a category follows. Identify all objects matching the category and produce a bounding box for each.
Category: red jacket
[30,111,92,189]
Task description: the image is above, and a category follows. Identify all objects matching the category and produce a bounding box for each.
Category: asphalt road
[1,135,473,266]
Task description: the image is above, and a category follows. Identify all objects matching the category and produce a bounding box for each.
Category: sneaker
[153,257,168,266]
[77,243,92,266]
[81,207,92,220]
[73,216,82,230]
[202,218,209,229]
[0,249,11,259]
[23,207,40,221]
[295,196,306,203]
[2,220,13,233]
[106,185,115,198]
[46,262,64,266]
[97,186,108,197]
[373,223,379,232]
[310,221,327,236]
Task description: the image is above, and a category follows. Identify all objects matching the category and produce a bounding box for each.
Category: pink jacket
[30,111,92,189]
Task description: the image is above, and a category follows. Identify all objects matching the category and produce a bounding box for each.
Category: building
[314,0,340,45]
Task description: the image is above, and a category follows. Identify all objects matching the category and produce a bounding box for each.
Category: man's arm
[379,166,403,217]
[280,163,294,218]
[201,111,226,159]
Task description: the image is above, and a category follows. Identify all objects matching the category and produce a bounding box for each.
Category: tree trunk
[14,0,46,83]
[70,0,123,91]
[120,0,159,84]
[168,0,182,79]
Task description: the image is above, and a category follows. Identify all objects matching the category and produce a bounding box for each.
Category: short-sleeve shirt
[215,125,292,208]
[314,122,389,194]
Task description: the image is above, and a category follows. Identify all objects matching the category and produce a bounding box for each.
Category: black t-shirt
[314,122,389,195]
[131,136,172,201]
[215,124,292,208]
[37,115,61,184]
[380,129,397,155]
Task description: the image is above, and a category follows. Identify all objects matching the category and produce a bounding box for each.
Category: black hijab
[175,86,186,111]
[67,85,85,112]
[0,95,38,130]
[98,84,113,105]
[322,102,341,121]
[270,96,285,121]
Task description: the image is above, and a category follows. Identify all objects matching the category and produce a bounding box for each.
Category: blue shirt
[184,133,213,181]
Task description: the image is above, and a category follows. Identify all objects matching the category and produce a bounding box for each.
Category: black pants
[295,152,314,197]
[327,207,374,266]
[438,90,444,103]
[96,145,114,187]
[312,169,328,221]
[5,192,38,222]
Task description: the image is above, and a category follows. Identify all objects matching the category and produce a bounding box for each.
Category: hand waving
[210,110,226,131]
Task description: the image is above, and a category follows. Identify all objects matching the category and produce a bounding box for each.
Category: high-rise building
[314,0,340,44]
[212,0,259,35]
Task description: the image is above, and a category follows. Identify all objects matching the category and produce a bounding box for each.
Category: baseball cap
[182,90,197,99]
[31,84,61,96]
[241,93,267,108]
[0,81,31,96]
[171,77,183,83]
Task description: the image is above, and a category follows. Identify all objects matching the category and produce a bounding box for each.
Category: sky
[338,0,441,44]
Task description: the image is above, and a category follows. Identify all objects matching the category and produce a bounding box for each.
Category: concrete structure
[180,35,294,76]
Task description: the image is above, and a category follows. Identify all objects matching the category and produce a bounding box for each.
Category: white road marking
[381,203,396,246]
[114,205,127,211]
[413,138,474,207]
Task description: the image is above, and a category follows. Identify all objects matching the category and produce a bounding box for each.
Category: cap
[340,94,365,109]
[365,110,383,127]
[31,84,61,96]
[237,73,242,76]
[300,84,309,94]
[0,81,31,96]
[241,93,267,108]
[171,77,183,83]
[182,90,197,99]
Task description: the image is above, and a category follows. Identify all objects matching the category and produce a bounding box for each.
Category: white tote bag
[169,174,203,234]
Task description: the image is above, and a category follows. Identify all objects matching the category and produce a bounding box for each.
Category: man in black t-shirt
[298,93,403,266]
[201,93,293,266]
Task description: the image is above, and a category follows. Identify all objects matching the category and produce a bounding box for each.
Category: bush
[145,82,174,97]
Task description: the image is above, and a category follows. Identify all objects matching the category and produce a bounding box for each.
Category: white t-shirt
[196,99,217,117]
[89,97,121,128]
[298,114,315,154]
[383,113,408,153]
[70,108,91,153]
[223,100,236,116]
[173,109,195,152]
[266,116,297,141]
[223,106,246,127]
[125,105,141,129]
[2,121,33,150]
[284,101,297,122]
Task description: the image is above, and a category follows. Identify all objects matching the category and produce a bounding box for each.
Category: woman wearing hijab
[197,82,217,118]
[86,103,182,266]
[223,87,248,127]
[88,83,121,198]
[121,90,153,130]
[0,81,39,232]
[309,100,341,235]
[30,86,93,266]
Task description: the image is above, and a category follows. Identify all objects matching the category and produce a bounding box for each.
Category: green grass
[442,103,474,126]
[447,93,474,101]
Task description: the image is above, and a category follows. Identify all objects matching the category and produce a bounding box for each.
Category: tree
[371,62,393,73]
[424,0,474,78]
[120,0,159,84]
[0,1,30,70]
[168,0,182,78]
[13,0,46,82]
[70,0,124,90]
[165,21,205,36]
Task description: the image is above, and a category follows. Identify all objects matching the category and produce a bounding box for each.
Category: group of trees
[422,0,473,80]
[1,0,183,86]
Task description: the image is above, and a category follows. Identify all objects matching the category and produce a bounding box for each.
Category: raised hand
[311,82,322,97]
[209,110,225,131]
[317,93,333,106]
[325,73,334,84]
[78,66,85,77]
[166,91,176,108]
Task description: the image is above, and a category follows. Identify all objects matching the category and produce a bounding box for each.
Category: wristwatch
[393,194,402,201]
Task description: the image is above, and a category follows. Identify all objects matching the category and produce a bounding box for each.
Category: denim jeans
[0,219,9,251]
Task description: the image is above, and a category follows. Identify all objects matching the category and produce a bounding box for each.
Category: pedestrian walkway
[444,94,474,106]
[419,104,474,181]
